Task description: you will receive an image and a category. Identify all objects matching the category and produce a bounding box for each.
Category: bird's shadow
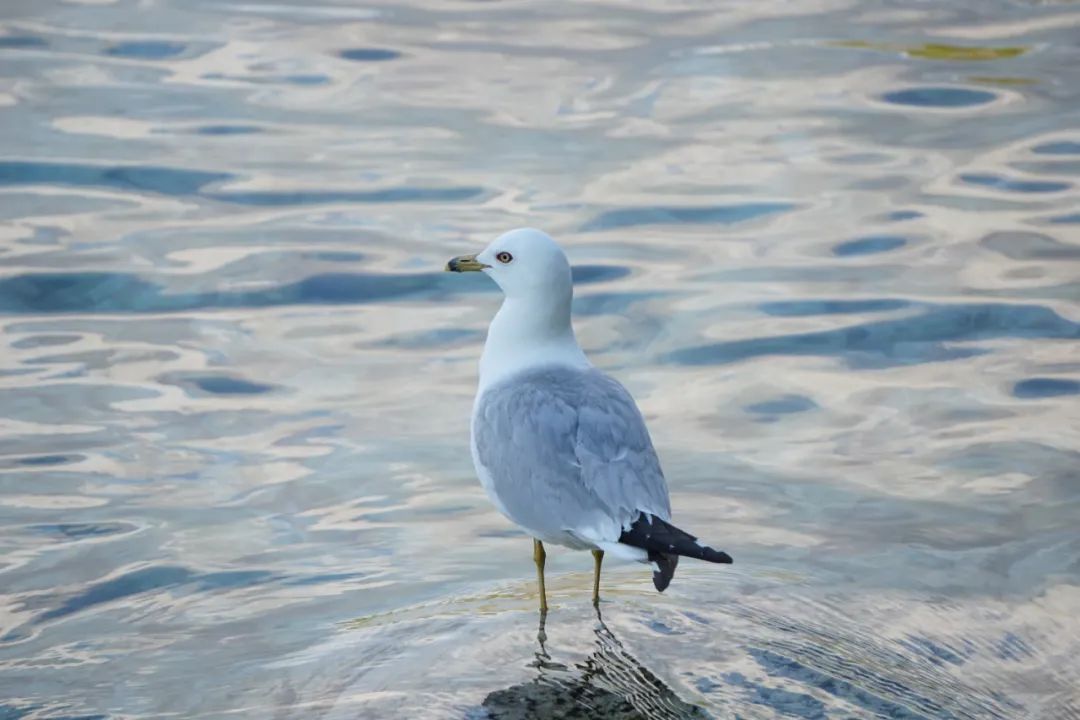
[476,607,711,720]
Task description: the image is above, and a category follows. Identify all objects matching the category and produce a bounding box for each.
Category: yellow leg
[591,549,604,607]
[533,539,548,615]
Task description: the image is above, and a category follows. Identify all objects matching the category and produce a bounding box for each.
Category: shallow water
[1,0,1079,717]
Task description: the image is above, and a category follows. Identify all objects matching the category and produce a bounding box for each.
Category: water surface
[1,0,1079,717]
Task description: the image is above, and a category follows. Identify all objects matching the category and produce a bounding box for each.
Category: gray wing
[472,365,671,544]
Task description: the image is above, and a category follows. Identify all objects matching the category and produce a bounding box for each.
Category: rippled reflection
[480,609,709,720]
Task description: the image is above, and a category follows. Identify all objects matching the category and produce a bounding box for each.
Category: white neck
[478,294,590,394]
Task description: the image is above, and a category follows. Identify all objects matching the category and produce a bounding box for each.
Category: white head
[446,228,588,388]
[446,227,573,301]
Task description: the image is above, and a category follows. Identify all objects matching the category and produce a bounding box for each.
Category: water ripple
[960,173,1071,194]
[833,235,908,256]
[1,0,1078,717]
[0,266,628,314]
[1012,377,1079,398]
[581,203,795,231]
[105,41,186,60]
[0,160,487,206]
[0,161,228,196]
[882,87,998,108]
[339,48,402,62]
[669,303,1080,368]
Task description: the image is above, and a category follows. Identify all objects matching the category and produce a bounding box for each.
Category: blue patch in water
[694,677,722,694]
[29,522,135,540]
[36,566,278,623]
[960,173,1070,193]
[901,635,969,666]
[106,41,186,59]
[749,648,938,718]
[189,376,276,395]
[745,395,817,415]
[760,299,910,317]
[195,570,276,591]
[293,273,431,303]
[722,671,829,719]
[17,454,74,466]
[882,87,996,108]
[644,619,682,635]
[1047,212,1080,224]
[572,265,630,284]
[1012,378,1079,398]
[995,632,1034,661]
[340,48,401,62]
[37,566,194,622]
[0,161,485,206]
[833,236,907,256]
[886,210,923,221]
[581,202,795,231]
[208,185,485,206]
[11,334,81,349]
[285,74,330,85]
[668,303,1080,368]
[195,124,263,135]
[0,265,626,314]
[1032,140,1080,155]
[0,161,230,196]
[0,704,36,719]
[0,273,167,313]
[0,35,47,49]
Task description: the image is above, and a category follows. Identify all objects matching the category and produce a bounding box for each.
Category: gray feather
[472,365,671,546]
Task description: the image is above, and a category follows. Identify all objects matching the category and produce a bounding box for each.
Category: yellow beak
[445,253,489,272]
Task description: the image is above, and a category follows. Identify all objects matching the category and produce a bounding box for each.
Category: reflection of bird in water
[446,228,732,614]
[480,608,711,720]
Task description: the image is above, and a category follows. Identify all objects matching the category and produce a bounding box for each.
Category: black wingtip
[619,512,734,567]
[706,548,734,565]
[649,551,678,592]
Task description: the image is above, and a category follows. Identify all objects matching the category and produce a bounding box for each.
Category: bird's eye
[496,251,513,264]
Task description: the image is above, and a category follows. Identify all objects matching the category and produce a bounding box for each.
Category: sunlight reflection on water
[1,0,1078,717]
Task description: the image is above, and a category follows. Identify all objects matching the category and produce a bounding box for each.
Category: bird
[446,227,732,614]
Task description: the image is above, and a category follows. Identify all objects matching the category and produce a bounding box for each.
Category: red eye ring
[496,251,513,264]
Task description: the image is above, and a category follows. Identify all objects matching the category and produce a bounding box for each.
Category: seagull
[446,228,732,613]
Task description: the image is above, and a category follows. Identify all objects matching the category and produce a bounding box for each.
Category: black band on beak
[445,254,488,272]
